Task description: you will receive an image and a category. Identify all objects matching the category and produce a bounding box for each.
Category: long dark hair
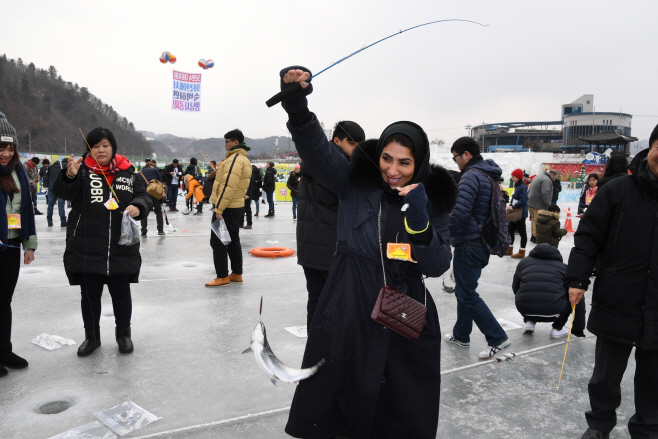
[0,144,20,194]
[603,154,628,178]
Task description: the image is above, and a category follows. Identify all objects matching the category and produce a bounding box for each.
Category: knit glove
[403,183,430,234]
[279,66,313,114]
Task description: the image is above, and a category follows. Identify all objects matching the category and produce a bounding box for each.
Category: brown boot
[205,277,230,287]
[229,273,243,283]
[505,246,514,256]
[511,249,526,259]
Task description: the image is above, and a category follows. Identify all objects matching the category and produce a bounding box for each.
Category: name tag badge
[7,213,21,229]
[104,197,119,210]
[387,243,416,263]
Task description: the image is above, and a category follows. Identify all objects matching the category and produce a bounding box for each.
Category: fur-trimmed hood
[349,139,458,215]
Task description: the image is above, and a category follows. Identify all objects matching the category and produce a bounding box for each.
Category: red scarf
[84,154,131,186]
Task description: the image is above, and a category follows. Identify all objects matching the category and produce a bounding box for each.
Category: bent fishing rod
[266,19,488,107]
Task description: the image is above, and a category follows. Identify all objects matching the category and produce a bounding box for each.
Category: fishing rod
[266,19,488,107]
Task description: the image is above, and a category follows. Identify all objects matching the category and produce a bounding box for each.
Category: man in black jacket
[297,121,364,331]
[162,159,183,211]
[566,124,658,439]
[45,159,67,227]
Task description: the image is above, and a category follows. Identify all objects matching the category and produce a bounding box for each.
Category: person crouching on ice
[278,67,457,439]
[513,243,586,339]
[53,127,152,357]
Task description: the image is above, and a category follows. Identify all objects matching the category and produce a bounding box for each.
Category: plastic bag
[211,219,231,245]
[47,421,117,439]
[118,211,140,246]
[31,333,76,350]
[94,401,160,436]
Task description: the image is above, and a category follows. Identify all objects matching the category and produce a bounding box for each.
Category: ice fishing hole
[37,400,72,414]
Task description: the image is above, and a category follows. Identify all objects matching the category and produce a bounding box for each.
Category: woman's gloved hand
[398,183,429,234]
[279,66,313,113]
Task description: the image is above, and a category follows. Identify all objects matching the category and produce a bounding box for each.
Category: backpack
[468,168,511,257]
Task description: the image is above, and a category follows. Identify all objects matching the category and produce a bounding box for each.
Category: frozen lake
[0,199,638,438]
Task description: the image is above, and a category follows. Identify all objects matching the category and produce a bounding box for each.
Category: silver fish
[242,320,325,385]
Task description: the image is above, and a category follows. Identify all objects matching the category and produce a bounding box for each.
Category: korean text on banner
[172,70,202,112]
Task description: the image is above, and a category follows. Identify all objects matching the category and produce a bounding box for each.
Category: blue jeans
[292,196,298,216]
[47,195,66,225]
[452,239,507,346]
[266,190,274,212]
[253,198,260,213]
[167,184,179,209]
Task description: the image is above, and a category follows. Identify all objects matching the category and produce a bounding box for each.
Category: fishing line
[266,18,488,107]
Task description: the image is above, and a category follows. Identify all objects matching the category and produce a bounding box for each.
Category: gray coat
[527,172,553,210]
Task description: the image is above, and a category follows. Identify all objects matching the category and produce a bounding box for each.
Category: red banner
[542,163,605,181]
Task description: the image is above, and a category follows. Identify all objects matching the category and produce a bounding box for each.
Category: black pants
[586,337,658,436]
[303,266,329,331]
[508,218,528,248]
[186,195,202,213]
[80,274,132,330]
[523,297,586,333]
[30,183,38,209]
[210,207,244,278]
[244,198,252,226]
[141,196,164,234]
[0,239,21,354]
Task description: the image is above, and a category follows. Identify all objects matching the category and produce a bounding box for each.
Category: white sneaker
[550,327,570,339]
[478,339,511,359]
[523,321,536,335]
[444,333,469,348]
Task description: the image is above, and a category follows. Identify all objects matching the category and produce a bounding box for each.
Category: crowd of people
[1,67,657,438]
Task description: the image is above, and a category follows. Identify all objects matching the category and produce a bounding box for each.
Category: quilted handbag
[371,202,427,339]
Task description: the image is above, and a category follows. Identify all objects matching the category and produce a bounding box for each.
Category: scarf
[0,163,37,249]
[84,153,131,186]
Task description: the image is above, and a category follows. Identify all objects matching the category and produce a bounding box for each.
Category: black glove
[279,66,313,113]
[403,183,430,234]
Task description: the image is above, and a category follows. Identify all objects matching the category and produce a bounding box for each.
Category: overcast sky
[3,0,657,146]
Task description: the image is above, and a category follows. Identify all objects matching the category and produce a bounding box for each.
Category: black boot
[116,327,134,354]
[264,210,274,217]
[77,329,101,357]
[0,365,7,377]
[0,352,28,369]
[580,428,609,439]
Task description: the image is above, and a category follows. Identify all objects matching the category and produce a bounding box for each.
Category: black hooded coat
[284,113,457,439]
[53,155,152,285]
[566,158,658,349]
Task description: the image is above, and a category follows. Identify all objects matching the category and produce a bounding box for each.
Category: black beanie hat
[0,112,17,146]
[650,123,658,149]
[377,121,432,184]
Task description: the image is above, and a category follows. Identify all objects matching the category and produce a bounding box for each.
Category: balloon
[161,51,171,61]
[159,57,167,64]
[198,59,207,69]
[206,59,214,69]
[169,55,177,64]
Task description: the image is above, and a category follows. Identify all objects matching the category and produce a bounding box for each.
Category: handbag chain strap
[377,200,427,306]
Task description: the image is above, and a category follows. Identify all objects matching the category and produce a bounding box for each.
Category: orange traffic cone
[564,207,574,233]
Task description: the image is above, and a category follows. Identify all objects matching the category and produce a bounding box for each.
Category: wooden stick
[557,304,577,389]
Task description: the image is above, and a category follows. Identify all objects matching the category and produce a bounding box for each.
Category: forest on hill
[0,54,152,157]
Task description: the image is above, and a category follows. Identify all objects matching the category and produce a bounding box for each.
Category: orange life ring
[249,247,295,258]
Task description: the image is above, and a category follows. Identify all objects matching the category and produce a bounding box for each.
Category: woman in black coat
[280,68,457,439]
[249,165,262,216]
[53,128,152,357]
[262,162,277,216]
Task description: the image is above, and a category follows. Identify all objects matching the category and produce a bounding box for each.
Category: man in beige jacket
[206,129,253,287]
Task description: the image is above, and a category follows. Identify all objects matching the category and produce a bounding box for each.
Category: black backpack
[468,169,511,257]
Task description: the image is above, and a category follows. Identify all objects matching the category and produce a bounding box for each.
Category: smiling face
[0,143,15,166]
[379,141,415,189]
[588,177,597,187]
[90,138,113,166]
